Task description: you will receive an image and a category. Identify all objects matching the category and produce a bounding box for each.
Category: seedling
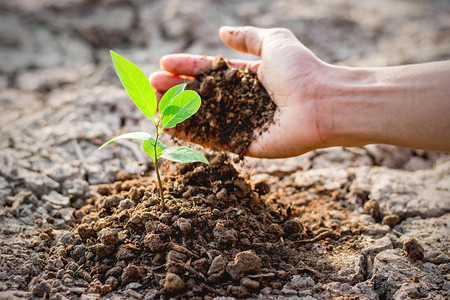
[99,51,208,211]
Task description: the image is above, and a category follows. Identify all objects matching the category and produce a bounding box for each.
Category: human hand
[151,26,450,156]
[150,26,331,158]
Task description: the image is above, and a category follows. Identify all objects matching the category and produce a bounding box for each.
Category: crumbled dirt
[177,56,277,156]
[47,153,363,298]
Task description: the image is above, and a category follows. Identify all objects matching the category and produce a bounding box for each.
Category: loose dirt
[176,56,277,156]
[48,153,362,298]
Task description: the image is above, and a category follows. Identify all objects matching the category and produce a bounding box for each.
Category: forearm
[318,60,450,152]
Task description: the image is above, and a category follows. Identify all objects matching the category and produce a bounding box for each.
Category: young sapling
[99,51,208,211]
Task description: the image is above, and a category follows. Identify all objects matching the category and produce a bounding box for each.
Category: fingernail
[219,26,237,35]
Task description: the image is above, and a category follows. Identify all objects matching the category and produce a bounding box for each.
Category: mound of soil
[47,154,359,298]
[178,56,277,156]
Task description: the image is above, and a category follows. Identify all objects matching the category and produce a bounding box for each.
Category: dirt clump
[363,199,380,221]
[226,250,261,280]
[178,56,277,156]
[381,214,399,227]
[403,238,425,261]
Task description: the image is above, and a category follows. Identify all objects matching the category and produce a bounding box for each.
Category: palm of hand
[248,46,324,158]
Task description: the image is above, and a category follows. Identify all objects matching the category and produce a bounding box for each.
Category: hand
[150,26,328,158]
[150,26,450,157]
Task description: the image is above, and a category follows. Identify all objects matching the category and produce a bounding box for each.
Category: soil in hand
[178,56,277,156]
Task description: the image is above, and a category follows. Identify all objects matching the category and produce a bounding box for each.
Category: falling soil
[177,56,277,156]
[45,153,364,299]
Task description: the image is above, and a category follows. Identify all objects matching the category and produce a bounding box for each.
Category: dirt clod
[226,250,261,280]
[208,255,227,278]
[166,250,187,274]
[283,219,304,234]
[144,233,165,252]
[92,280,112,295]
[382,214,399,227]
[31,280,51,297]
[229,285,250,298]
[403,238,425,261]
[105,276,119,290]
[91,243,115,257]
[216,188,228,202]
[363,199,380,221]
[254,180,271,195]
[97,185,112,196]
[213,220,238,247]
[121,264,141,284]
[241,277,260,289]
[164,272,185,293]
[98,195,121,210]
[98,228,119,245]
[176,217,192,234]
[180,56,277,156]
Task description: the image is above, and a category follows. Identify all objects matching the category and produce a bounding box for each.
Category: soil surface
[180,56,276,156]
[45,153,368,299]
[0,0,449,299]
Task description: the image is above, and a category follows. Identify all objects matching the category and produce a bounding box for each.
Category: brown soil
[177,56,277,156]
[48,154,364,299]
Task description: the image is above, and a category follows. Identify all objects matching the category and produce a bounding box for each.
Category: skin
[149,26,450,158]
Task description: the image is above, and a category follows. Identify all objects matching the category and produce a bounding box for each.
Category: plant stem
[154,129,165,211]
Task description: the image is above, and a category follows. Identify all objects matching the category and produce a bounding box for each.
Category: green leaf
[110,50,156,120]
[161,147,209,164]
[159,83,187,116]
[98,132,154,150]
[161,91,201,128]
[142,139,167,161]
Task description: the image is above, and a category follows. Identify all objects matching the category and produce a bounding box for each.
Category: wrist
[315,63,379,149]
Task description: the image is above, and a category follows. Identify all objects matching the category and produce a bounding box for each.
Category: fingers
[159,54,211,76]
[159,54,259,76]
[153,26,298,86]
[149,71,187,93]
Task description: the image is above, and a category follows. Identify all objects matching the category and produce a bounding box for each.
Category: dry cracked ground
[0,0,449,299]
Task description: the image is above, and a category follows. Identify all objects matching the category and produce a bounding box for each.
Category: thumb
[219,26,298,57]
[219,26,264,56]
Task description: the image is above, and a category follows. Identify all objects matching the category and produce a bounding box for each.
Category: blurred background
[0,0,449,187]
[1,0,449,78]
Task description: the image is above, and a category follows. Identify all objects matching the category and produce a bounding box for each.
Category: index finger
[160,54,260,76]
